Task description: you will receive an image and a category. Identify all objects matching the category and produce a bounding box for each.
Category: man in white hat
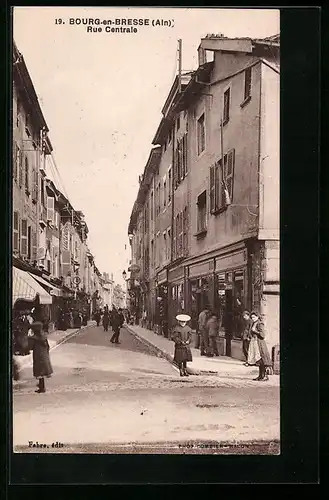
[172,314,193,376]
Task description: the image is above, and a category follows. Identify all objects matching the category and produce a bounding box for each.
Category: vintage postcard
[12,7,280,456]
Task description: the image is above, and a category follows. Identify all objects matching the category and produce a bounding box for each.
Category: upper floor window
[176,115,180,131]
[210,148,235,214]
[223,88,230,125]
[244,67,252,101]
[47,196,55,223]
[13,211,19,252]
[150,191,154,221]
[197,190,207,234]
[13,143,19,182]
[163,176,167,208]
[197,113,205,155]
[25,157,30,195]
[168,168,172,203]
[21,219,28,256]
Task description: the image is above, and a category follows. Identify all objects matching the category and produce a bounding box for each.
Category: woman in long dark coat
[103,306,110,332]
[250,311,272,381]
[172,314,193,377]
[30,321,53,393]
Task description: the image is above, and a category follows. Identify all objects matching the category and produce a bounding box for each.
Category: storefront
[182,243,250,359]
[187,259,215,331]
[168,265,185,332]
[155,269,168,337]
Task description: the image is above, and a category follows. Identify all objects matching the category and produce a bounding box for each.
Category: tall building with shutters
[12,40,53,266]
[128,34,280,361]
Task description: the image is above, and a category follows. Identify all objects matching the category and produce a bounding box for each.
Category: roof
[128,146,162,234]
[13,40,50,133]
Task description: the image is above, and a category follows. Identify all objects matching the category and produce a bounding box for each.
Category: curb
[125,325,219,376]
[15,322,93,373]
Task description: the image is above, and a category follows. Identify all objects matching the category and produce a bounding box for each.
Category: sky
[13,7,279,287]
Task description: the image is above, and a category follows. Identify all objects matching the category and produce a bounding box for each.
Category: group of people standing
[13,294,53,393]
[94,306,125,344]
[196,305,272,382]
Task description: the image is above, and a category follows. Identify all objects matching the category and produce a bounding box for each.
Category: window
[167,228,171,261]
[32,230,37,261]
[21,219,28,256]
[32,169,38,203]
[210,149,235,213]
[182,206,188,255]
[13,211,19,252]
[25,157,30,194]
[156,232,160,267]
[182,133,188,177]
[168,168,172,202]
[197,113,205,155]
[224,149,235,203]
[150,191,154,221]
[151,239,154,266]
[47,196,54,223]
[163,231,167,261]
[223,88,230,124]
[145,202,149,233]
[163,176,167,208]
[176,115,180,131]
[197,191,207,234]
[156,182,161,216]
[13,143,20,182]
[244,67,252,101]
[27,226,32,259]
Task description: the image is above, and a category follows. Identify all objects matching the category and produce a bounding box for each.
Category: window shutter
[31,230,37,261]
[13,143,18,181]
[13,211,19,252]
[18,149,23,188]
[61,249,71,277]
[183,207,188,255]
[184,133,188,176]
[25,157,30,192]
[21,219,28,256]
[47,196,54,222]
[210,165,215,212]
[226,149,235,202]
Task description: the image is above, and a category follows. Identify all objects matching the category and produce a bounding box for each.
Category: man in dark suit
[110,307,123,344]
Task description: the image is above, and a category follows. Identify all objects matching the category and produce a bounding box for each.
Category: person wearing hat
[249,311,272,381]
[241,310,252,366]
[172,314,193,377]
[28,296,53,393]
[29,320,53,393]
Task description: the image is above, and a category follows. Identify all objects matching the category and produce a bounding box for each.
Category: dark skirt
[256,338,272,367]
[32,339,53,378]
[174,344,192,363]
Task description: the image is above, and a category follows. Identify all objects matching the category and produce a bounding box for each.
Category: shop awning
[28,273,62,296]
[12,267,52,305]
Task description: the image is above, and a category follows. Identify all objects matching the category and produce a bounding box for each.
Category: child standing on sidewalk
[172,314,193,377]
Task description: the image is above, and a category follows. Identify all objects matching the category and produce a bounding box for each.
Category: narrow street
[13,325,280,454]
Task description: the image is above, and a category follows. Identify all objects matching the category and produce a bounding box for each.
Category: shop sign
[189,260,213,278]
[215,250,246,273]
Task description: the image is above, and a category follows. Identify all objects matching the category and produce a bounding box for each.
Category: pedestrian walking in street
[206,312,220,356]
[29,320,53,393]
[249,311,272,381]
[94,309,101,327]
[103,306,110,332]
[172,314,193,377]
[242,310,252,366]
[110,307,122,344]
[198,306,211,356]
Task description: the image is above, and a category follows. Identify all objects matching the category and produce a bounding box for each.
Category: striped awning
[12,267,52,306]
[28,273,62,296]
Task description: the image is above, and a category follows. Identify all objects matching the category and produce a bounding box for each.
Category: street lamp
[122,270,127,281]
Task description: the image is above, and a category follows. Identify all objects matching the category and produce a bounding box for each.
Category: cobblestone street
[13,324,280,453]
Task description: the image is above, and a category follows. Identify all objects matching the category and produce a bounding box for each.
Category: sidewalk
[126,324,280,386]
[13,320,95,373]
